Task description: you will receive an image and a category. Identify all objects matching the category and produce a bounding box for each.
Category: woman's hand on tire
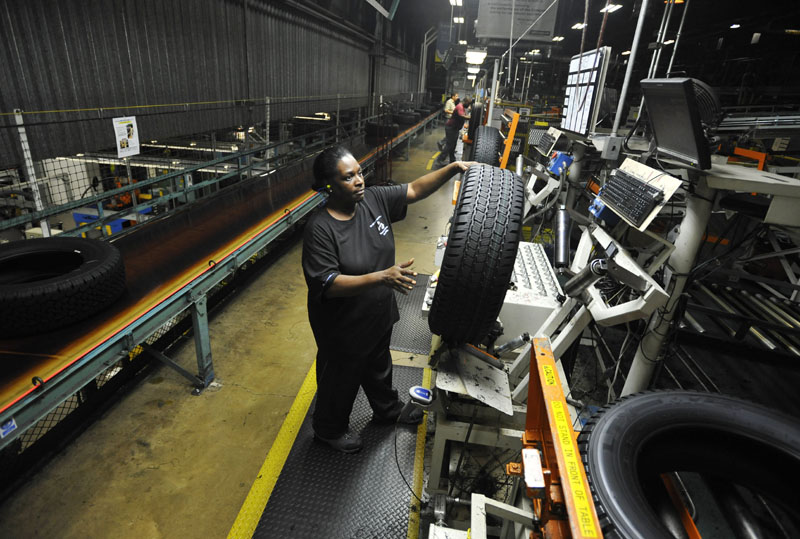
[453,161,478,172]
[382,258,417,294]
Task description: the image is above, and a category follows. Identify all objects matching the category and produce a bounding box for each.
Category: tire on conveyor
[471,125,502,166]
[578,391,800,538]
[0,237,126,338]
[428,164,523,345]
[467,103,484,142]
[365,121,399,138]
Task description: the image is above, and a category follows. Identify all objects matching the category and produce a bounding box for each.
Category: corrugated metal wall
[0,0,418,166]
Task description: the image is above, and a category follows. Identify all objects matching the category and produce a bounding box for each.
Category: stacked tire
[471,125,503,166]
[428,164,524,344]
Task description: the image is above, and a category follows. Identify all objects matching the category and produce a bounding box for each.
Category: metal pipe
[487,59,500,127]
[675,346,720,393]
[622,176,715,396]
[648,1,672,78]
[611,0,651,136]
[512,60,520,96]
[554,206,570,268]
[703,285,777,350]
[507,0,516,86]
[652,0,677,76]
[725,289,800,356]
[666,0,691,76]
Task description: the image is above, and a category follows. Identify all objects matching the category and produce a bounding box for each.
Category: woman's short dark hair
[312,146,353,191]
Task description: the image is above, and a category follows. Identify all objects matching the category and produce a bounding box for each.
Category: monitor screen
[641,78,711,170]
[562,47,610,136]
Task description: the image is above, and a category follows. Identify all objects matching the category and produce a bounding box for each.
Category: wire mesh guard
[1,92,431,244]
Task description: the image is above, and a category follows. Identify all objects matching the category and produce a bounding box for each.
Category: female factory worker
[303,145,475,453]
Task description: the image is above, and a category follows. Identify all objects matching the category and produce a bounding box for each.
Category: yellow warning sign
[542,364,557,386]
[550,400,598,538]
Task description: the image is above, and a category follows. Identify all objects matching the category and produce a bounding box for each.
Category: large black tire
[428,165,524,344]
[578,391,800,538]
[467,103,484,141]
[471,125,502,166]
[0,237,126,338]
[365,121,399,138]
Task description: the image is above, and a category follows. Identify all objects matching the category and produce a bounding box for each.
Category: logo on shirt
[369,215,390,236]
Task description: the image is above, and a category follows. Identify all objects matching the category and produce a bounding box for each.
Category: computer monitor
[640,78,711,170]
[562,47,611,137]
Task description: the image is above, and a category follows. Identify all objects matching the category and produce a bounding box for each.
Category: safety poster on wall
[112,116,141,158]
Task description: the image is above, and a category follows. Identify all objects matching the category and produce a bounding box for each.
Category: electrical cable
[394,421,425,506]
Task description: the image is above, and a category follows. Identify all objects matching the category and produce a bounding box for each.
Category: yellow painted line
[426,151,441,170]
[406,368,432,539]
[227,361,317,539]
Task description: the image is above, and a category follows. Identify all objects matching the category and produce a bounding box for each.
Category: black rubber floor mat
[391,275,433,355]
[254,365,423,539]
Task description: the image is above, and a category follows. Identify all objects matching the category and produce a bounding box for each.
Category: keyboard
[598,169,664,227]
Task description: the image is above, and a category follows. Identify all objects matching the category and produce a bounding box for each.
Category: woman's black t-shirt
[302,184,408,355]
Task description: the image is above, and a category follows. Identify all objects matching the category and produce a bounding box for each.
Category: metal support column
[191,295,215,393]
[14,110,51,237]
[622,176,716,395]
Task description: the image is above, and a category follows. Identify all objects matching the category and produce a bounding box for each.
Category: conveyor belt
[254,365,423,539]
[0,157,320,414]
[391,276,433,355]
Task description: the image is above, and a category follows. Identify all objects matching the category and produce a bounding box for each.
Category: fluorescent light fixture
[530,49,541,54]
[571,23,587,30]
[730,23,740,29]
[150,140,158,144]
[76,153,84,157]
[466,49,487,64]
[552,36,564,42]
[459,40,467,45]
[600,4,623,13]
[467,75,476,80]
[468,67,480,74]
[621,50,631,55]
[662,39,675,45]
[449,0,462,5]
[189,141,197,147]
[453,16,464,23]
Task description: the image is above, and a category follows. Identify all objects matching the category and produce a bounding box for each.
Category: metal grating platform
[254,366,423,539]
[391,275,433,355]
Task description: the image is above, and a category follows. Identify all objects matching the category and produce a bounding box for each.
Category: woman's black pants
[312,329,401,439]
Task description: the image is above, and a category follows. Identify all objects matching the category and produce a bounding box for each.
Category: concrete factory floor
[0,127,455,538]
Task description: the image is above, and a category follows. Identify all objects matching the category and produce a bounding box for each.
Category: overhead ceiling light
[468,67,480,74]
[621,50,631,55]
[730,23,741,29]
[449,0,462,5]
[600,4,623,13]
[786,29,800,35]
[459,40,467,45]
[189,141,197,147]
[571,23,587,30]
[751,32,761,44]
[76,153,84,157]
[466,49,487,64]
[663,39,675,45]
[552,36,564,42]
[150,140,158,144]
[467,75,476,80]
[453,17,464,23]
[530,49,541,54]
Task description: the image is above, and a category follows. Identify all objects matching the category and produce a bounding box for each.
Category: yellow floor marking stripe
[406,367,432,539]
[228,361,317,539]
[426,151,441,170]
